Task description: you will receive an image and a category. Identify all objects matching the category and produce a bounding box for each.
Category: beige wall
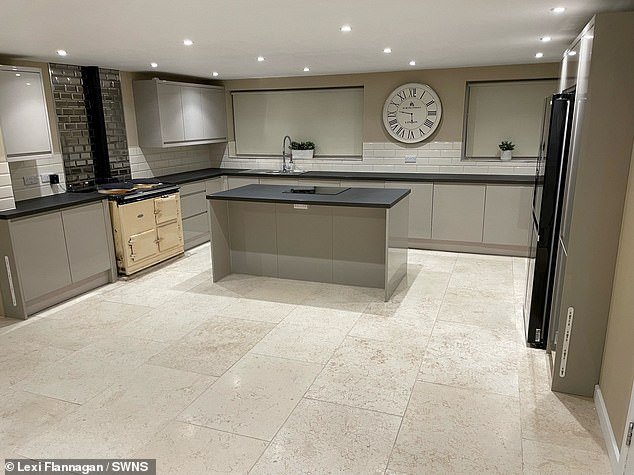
[222,62,559,146]
[600,140,634,447]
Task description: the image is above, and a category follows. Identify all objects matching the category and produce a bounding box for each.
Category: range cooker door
[157,221,182,252]
[119,200,156,235]
[128,229,158,262]
[154,194,179,224]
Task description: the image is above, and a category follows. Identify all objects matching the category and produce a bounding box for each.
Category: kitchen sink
[238,169,307,176]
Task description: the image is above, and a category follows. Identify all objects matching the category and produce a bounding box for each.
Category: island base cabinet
[0,201,116,319]
[432,184,486,243]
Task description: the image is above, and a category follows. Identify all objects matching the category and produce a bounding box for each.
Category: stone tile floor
[0,244,611,474]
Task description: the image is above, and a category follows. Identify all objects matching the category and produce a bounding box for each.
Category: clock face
[382,83,442,143]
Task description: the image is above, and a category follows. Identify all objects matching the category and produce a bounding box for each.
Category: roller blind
[465,80,557,159]
[232,87,364,157]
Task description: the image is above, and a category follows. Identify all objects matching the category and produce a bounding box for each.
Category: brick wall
[49,63,130,189]
[49,63,94,190]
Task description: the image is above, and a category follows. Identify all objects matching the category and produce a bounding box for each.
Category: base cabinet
[483,185,533,246]
[432,184,486,242]
[0,200,116,318]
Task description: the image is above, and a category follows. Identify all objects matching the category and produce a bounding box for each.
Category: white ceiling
[1,0,633,79]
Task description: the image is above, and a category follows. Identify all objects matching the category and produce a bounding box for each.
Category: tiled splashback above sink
[219,141,536,176]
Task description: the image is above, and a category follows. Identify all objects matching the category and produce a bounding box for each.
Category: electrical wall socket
[404,155,417,164]
[23,175,39,186]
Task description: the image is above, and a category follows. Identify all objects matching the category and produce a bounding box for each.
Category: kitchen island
[207,184,410,300]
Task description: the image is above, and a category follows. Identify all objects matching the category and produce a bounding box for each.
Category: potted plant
[291,141,315,159]
[498,140,515,161]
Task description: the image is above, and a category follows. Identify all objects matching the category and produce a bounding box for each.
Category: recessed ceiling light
[257,56,265,62]
[15,73,20,77]
[383,47,392,54]
[340,24,352,32]
[183,39,194,46]
[56,49,68,57]
[409,60,416,66]
[550,6,566,14]
[150,62,158,68]
[535,52,544,58]
[568,50,577,56]
[26,82,31,86]
[303,67,310,72]
[540,36,552,42]
[212,71,219,77]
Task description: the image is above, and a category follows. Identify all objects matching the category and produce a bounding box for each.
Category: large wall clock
[382,83,442,143]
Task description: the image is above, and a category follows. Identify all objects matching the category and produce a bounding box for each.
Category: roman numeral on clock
[397,91,407,101]
[424,118,434,128]
[409,88,417,97]
[425,100,435,107]
[427,110,437,116]
[407,130,415,139]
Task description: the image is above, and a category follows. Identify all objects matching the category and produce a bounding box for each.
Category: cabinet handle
[4,256,17,306]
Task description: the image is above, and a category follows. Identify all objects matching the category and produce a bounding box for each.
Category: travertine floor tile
[179,354,321,440]
[250,399,400,475]
[521,439,611,475]
[149,316,274,376]
[418,320,519,397]
[388,381,522,474]
[134,421,268,474]
[16,365,214,459]
[306,336,422,415]
[219,298,296,323]
[437,286,516,332]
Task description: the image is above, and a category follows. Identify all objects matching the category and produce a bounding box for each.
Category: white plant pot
[500,150,513,161]
[291,149,314,160]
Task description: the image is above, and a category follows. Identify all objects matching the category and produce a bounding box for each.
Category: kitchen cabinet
[386,182,432,239]
[62,203,113,283]
[133,79,227,148]
[0,200,116,318]
[483,185,532,246]
[0,65,53,161]
[259,177,299,186]
[432,184,485,242]
[340,180,385,188]
[180,177,227,250]
[227,176,259,189]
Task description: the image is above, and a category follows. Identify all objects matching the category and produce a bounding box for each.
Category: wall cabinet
[483,185,532,246]
[0,201,116,318]
[133,79,227,148]
[0,65,53,161]
[432,184,486,242]
[386,182,432,239]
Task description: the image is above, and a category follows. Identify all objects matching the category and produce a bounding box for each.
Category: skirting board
[595,384,621,474]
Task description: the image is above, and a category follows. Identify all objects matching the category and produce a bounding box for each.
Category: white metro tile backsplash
[220,141,537,176]
[129,143,225,179]
[9,153,67,202]
[0,160,15,211]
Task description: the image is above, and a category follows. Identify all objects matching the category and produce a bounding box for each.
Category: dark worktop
[0,192,106,220]
[157,168,535,185]
[207,184,411,208]
[0,167,534,220]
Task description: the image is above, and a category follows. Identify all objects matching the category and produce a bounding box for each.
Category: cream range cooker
[106,182,184,276]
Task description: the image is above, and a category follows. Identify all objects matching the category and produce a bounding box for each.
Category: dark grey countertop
[0,192,106,220]
[207,184,411,208]
[0,167,534,220]
[157,168,535,185]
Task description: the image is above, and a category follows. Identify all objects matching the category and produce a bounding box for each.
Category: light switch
[405,155,417,164]
[23,175,39,186]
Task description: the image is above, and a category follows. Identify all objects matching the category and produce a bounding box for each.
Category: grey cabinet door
[11,212,72,301]
[432,184,485,242]
[157,82,185,144]
[340,180,385,188]
[0,68,52,159]
[62,203,112,283]
[386,182,432,239]
[483,185,532,246]
[227,177,259,189]
[181,86,204,141]
[205,177,225,194]
[201,88,227,140]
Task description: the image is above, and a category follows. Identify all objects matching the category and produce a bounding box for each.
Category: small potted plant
[291,141,315,159]
[498,140,515,161]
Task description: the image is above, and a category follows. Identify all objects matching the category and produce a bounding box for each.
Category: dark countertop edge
[206,187,411,209]
[0,193,106,220]
[157,168,534,185]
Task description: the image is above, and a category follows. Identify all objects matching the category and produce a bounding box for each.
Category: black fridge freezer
[523,92,575,348]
